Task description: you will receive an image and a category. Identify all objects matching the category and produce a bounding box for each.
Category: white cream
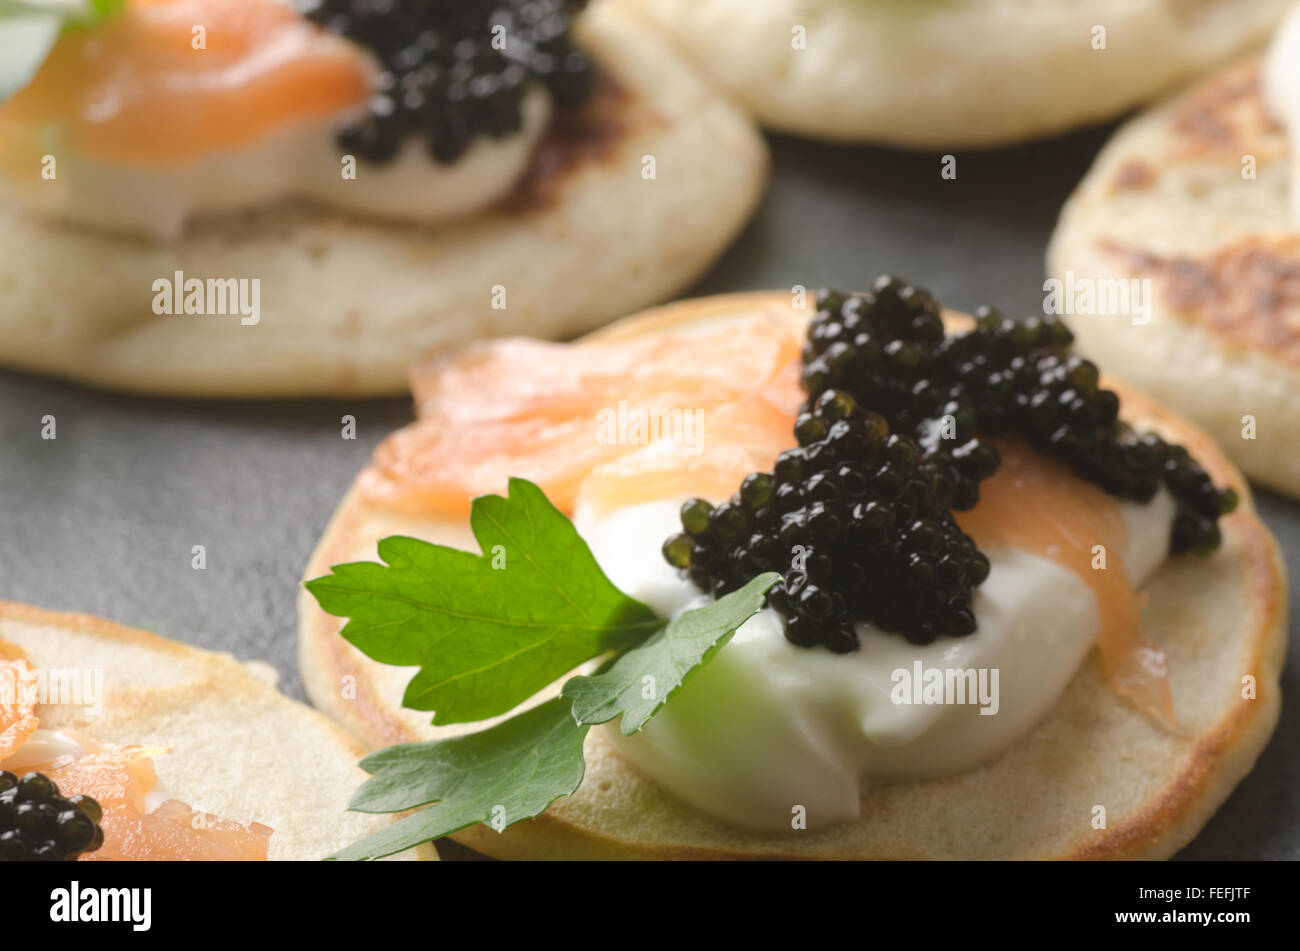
[1263,4,1300,222]
[573,489,1175,832]
[0,86,551,241]
[0,728,90,771]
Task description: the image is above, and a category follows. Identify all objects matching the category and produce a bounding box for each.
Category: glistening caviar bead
[0,770,104,862]
[307,0,593,165]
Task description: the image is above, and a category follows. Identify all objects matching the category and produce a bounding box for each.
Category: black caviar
[664,277,1238,652]
[306,0,593,164]
[0,770,104,861]
[664,389,988,651]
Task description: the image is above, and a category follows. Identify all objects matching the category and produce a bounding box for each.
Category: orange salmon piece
[409,324,804,425]
[37,745,271,861]
[363,319,805,516]
[574,442,778,516]
[957,438,1178,730]
[572,399,798,514]
[0,0,371,165]
[0,659,40,762]
[89,798,271,861]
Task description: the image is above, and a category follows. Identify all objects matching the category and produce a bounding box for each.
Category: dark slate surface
[0,128,1294,860]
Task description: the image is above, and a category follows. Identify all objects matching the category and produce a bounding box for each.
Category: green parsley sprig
[0,0,126,103]
[306,478,779,860]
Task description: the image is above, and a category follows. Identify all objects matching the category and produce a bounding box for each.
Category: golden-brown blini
[1049,55,1300,498]
[613,0,1290,146]
[0,3,766,398]
[299,292,1286,860]
[0,601,435,861]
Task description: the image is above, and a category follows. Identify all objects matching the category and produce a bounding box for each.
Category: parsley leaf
[308,479,780,858]
[327,571,777,859]
[563,572,781,734]
[305,478,661,725]
[0,8,61,102]
[330,697,589,861]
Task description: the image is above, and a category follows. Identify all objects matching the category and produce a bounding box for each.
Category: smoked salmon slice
[0,658,40,762]
[407,326,804,426]
[0,0,371,166]
[956,439,1179,730]
[361,319,806,516]
[35,744,271,861]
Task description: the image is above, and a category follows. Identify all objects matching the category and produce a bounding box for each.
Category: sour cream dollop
[573,490,1174,832]
[0,87,551,241]
[0,728,90,771]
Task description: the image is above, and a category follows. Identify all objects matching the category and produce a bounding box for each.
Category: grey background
[0,127,1294,860]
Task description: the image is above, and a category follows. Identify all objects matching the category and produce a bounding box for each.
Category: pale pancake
[613,0,1290,146]
[0,601,434,861]
[0,2,767,398]
[298,292,1287,859]
[1047,56,1300,498]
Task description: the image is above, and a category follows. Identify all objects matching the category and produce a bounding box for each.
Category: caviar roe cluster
[307,0,593,164]
[0,770,103,861]
[663,277,1239,653]
[663,389,991,652]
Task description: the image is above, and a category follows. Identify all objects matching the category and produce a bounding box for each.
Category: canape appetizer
[301,282,1285,859]
[0,0,765,396]
[613,0,1290,147]
[1049,3,1300,498]
[0,602,431,860]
